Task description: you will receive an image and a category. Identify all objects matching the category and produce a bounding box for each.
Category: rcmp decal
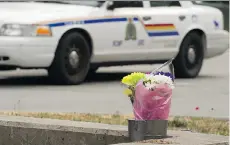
[113,40,123,47]
[213,20,219,29]
[44,17,179,38]
[138,39,145,46]
[144,24,179,37]
[113,17,139,47]
[46,17,137,27]
[125,18,137,41]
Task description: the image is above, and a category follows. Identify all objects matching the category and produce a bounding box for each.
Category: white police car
[0,1,228,85]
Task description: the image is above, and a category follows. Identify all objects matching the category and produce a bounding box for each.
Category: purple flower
[155,71,174,81]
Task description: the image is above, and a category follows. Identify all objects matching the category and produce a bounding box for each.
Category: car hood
[0,2,96,24]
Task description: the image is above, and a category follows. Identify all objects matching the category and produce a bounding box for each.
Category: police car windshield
[34,0,105,7]
[0,0,105,7]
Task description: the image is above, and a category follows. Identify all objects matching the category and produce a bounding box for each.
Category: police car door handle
[179,15,186,21]
[143,16,151,21]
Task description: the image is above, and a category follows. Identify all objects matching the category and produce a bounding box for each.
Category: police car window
[30,1,105,7]
[221,1,229,5]
[193,1,229,5]
[150,1,181,7]
[70,1,105,7]
[112,1,144,8]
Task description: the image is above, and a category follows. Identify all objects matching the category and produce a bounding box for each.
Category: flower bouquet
[121,60,175,121]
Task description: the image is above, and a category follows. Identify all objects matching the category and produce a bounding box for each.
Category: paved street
[0,51,229,119]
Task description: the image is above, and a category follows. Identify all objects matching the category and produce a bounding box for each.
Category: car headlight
[0,24,52,37]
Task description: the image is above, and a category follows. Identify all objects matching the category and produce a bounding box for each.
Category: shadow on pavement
[0,72,223,86]
[0,72,131,86]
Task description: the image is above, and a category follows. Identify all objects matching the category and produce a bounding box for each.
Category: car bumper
[205,30,229,58]
[0,36,56,68]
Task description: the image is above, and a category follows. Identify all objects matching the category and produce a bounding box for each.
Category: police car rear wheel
[173,32,204,78]
[48,32,90,85]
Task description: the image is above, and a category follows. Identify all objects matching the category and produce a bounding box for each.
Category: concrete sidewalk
[113,130,229,145]
[0,115,228,145]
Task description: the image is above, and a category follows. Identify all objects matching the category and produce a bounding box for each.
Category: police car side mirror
[107,1,115,10]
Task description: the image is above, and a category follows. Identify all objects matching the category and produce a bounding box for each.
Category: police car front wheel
[173,32,204,78]
[48,32,91,85]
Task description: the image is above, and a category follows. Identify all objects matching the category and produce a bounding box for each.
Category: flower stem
[129,95,134,106]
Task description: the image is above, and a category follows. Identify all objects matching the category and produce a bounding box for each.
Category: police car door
[144,1,184,56]
[105,1,147,59]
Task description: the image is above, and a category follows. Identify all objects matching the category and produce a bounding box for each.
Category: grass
[0,112,228,136]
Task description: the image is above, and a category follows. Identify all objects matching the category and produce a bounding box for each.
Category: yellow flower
[121,72,146,87]
[121,75,130,85]
[123,89,133,96]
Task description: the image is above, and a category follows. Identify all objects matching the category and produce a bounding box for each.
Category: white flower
[144,74,174,90]
[152,74,174,89]
[145,81,157,90]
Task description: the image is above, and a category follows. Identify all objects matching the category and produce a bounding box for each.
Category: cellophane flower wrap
[121,63,175,121]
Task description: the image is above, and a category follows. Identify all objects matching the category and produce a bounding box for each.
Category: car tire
[173,32,204,78]
[48,32,90,85]
[89,66,99,74]
[86,67,99,78]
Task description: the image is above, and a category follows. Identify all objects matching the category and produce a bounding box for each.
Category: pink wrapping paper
[133,81,172,120]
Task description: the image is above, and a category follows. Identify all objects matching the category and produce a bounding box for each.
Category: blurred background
[0,1,229,120]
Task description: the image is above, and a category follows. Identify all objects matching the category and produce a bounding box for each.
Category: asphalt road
[0,52,229,119]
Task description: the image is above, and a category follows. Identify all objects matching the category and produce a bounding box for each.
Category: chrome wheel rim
[69,50,79,68]
[187,47,196,64]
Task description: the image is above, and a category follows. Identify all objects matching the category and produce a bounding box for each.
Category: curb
[112,130,229,145]
[0,115,129,145]
[0,115,228,145]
